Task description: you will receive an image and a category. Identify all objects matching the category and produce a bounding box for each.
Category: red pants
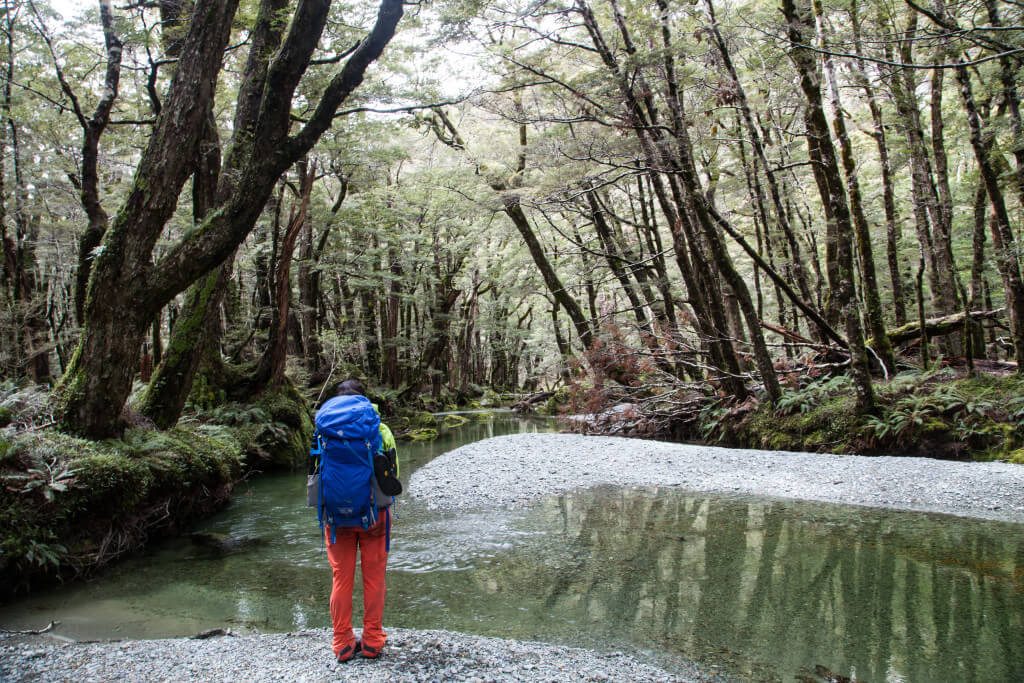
[325,509,389,657]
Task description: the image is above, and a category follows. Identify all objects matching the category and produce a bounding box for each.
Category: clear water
[1,414,1021,682]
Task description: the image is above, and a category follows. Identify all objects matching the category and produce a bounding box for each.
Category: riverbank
[0,383,312,601]
[553,368,1024,461]
[4,431,1020,682]
[410,433,1024,522]
[0,627,701,682]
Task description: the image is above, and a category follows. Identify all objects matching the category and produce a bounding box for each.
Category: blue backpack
[313,395,383,543]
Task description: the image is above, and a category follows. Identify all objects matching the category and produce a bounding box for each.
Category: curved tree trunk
[55,0,405,437]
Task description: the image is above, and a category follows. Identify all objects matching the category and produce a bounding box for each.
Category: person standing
[313,378,400,662]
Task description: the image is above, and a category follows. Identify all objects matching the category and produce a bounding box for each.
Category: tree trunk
[383,243,402,387]
[68,0,122,325]
[888,12,960,321]
[251,159,315,388]
[577,0,749,398]
[956,63,1024,369]
[782,0,874,411]
[982,0,1024,207]
[705,0,821,341]
[814,0,895,374]
[2,7,51,383]
[54,0,405,436]
[503,195,594,349]
[140,106,223,428]
[141,263,232,427]
[849,1,907,325]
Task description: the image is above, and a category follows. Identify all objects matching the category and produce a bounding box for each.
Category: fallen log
[877,308,1005,346]
[512,390,555,413]
[760,321,817,345]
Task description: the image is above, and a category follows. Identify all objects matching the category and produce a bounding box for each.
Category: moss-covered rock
[540,388,570,415]
[248,384,313,469]
[411,411,438,428]
[406,427,439,442]
[441,414,470,429]
[193,382,312,470]
[0,425,244,601]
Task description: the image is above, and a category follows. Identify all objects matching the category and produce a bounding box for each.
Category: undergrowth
[721,369,1024,459]
[0,379,312,601]
[0,427,244,600]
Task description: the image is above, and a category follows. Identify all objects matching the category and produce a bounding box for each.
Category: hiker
[311,378,401,663]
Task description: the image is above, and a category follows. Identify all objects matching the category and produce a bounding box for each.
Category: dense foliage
[0,0,1022,437]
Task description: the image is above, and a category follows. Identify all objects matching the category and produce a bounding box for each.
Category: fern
[775,375,853,416]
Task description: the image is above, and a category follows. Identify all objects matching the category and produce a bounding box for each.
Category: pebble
[409,433,1024,522]
[0,628,708,682]
[6,433,1020,682]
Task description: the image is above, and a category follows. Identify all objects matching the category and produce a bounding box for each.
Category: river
[1,412,1021,681]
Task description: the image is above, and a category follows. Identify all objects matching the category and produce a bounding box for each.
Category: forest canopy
[0,0,1022,441]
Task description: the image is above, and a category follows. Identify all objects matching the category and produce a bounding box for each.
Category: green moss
[0,406,11,427]
[410,411,438,428]
[736,393,859,453]
[1,422,246,600]
[541,388,570,415]
[186,372,226,410]
[62,453,154,516]
[480,389,502,407]
[1006,448,1024,464]
[192,381,312,470]
[732,372,1024,458]
[441,414,470,429]
[406,427,439,442]
[242,385,312,469]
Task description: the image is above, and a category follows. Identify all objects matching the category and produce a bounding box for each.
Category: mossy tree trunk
[956,63,1024,370]
[140,263,231,428]
[782,0,875,412]
[54,0,405,437]
[141,88,225,429]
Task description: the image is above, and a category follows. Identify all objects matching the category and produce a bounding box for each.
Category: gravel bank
[5,435,1019,682]
[410,433,1024,522]
[0,628,694,682]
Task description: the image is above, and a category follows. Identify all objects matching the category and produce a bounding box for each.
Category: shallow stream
[1,413,1021,681]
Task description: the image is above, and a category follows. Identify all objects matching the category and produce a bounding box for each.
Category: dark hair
[335,378,365,397]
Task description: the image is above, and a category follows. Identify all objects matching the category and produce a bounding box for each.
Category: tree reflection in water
[484,487,1023,682]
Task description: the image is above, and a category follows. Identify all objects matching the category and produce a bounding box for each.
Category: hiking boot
[360,642,383,659]
[336,641,361,663]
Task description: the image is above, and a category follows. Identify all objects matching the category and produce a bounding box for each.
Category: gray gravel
[410,433,1024,522]
[4,434,1020,682]
[0,628,691,682]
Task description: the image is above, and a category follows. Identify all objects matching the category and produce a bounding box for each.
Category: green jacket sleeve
[379,422,398,476]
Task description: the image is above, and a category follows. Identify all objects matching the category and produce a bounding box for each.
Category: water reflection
[499,487,1024,682]
[1,417,1020,682]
